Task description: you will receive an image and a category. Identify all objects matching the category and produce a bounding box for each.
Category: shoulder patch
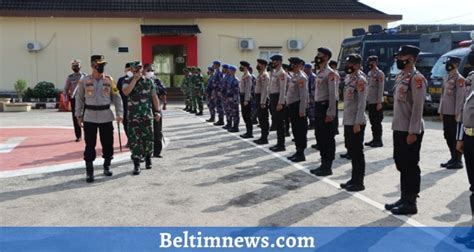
[279,73,285,81]
[298,80,305,87]
[357,80,365,92]
[458,78,465,87]
[328,72,336,81]
[414,75,424,88]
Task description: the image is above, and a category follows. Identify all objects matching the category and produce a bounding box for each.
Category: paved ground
[0,105,471,229]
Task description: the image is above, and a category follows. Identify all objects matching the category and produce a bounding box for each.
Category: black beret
[270,54,283,61]
[282,64,290,70]
[395,45,420,57]
[329,60,338,66]
[317,47,332,59]
[367,55,379,62]
[345,54,362,64]
[125,63,131,68]
[288,57,303,64]
[257,59,268,65]
[240,61,250,68]
[444,56,461,65]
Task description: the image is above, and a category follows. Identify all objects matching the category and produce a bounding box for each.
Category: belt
[465,127,474,137]
[84,104,110,111]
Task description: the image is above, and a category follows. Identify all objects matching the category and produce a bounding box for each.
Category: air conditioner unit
[238,38,254,50]
[26,42,43,52]
[287,39,303,50]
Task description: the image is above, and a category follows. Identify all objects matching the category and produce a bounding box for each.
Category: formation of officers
[187,45,474,217]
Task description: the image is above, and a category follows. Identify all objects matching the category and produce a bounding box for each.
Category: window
[259,50,281,61]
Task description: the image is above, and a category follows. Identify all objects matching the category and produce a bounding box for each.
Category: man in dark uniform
[310,47,338,177]
[286,57,308,162]
[117,62,132,147]
[385,45,426,215]
[64,59,86,142]
[239,61,254,138]
[254,59,270,145]
[213,61,225,126]
[269,54,288,152]
[304,63,316,130]
[439,56,466,169]
[75,55,123,183]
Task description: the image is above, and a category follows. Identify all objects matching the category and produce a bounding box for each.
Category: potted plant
[4,79,31,112]
[14,79,27,103]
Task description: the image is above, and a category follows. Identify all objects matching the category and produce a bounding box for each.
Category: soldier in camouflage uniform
[75,55,123,183]
[181,68,190,111]
[188,67,197,113]
[226,65,240,132]
[192,67,205,116]
[122,61,161,175]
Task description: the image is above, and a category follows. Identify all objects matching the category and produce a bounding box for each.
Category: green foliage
[13,79,28,98]
[33,81,58,98]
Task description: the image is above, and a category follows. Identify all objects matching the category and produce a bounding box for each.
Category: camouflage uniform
[227,70,240,131]
[181,70,191,110]
[206,69,216,120]
[124,77,157,160]
[192,69,205,114]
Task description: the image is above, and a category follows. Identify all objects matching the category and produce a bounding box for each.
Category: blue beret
[222,64,229,69]
[207,66,213,71]
[213,60,221,65]
[304,63,312,69]
[229,65,237,71]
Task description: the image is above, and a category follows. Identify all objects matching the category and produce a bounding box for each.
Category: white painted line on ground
[0,137,27,153]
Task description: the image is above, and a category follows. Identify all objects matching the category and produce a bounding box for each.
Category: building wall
[0,17,389,91]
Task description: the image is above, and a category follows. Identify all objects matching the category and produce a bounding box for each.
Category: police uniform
[124,61,159,174]
[439,56,466,169]
[221,65,233,129]
[269,54,288,152]
[206,67,216,122]
[240,61,254,138]
[340,54,368,192]
[75,55,123,183]
[386,45,426,215]
[366,56,385,147]
[254,59,270,145]
[212,61,225,126]
[305,64,317,129]
[250,70,259,125]
[286,57,309,162]
[64,60,86,141]
[310,47,338,176]
[226,65,240,132]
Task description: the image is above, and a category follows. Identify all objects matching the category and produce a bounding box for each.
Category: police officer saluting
[365,55,385,148]
[269,54,288,152]
[340,54,368,192]
[239,61,254,138]
[254,59,271,145]
[439,56,466,169]
[286,57,309,162]
[310,47,338,176]
[75,55,123,183]
[385,45,426,215]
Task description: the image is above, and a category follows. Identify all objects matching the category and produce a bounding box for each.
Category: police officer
[122,61,161,175]
[310,47,338,177]
[439,56,466,169]
[206,66,216,122]
[254,59,270,145]
[365,56,385,148]
[221,64,234,129]
[226,65,240,132]
[304,63,316,130]
[269,54,288,152]
[181,68,191,112]
[340,54,368,192]
[239,61,254,138]
[454,54,474,245]
[64,59,86,142]
[212,61,225,126]
[384,45,426,215]
[249,67,259,125]
[75,55,123,183]
[117,63,132,147]
[286,57,309,162]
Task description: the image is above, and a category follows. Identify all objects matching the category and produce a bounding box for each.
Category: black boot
[270,144,285,152]
[240,132,253,139]
[223,122,232,130]
[370,139,384,148]
[103,158,113,176]
[228,126,239,133]
[145,155,152,169]
[183,106,189,111]
[391,194,418,215]
[214,118,224,126]
[254,138,268,145]
[132,158,141,175]
[447,154,464,169]
[289,151,305,162]
[340,152,351,160]
[196,111,203,116]
[86,161,94,183]
[311,144,319,150]
[385,193,406,211]
[310,160,333,177]
[364,140,374,146]
[206,116,215,122]
[340,180,353,189]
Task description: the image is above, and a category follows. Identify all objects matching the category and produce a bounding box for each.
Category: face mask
[345,65,354,74]
[72,67,80,73]
[367,64,374,70]
[256,66,262,71]
[96,64,105,74]
[239,67,244,72]
[445,63,454,72]
[315,57,323,64]
[271,62,278,69]
[396,59,409,70]
[146,72,154,79]
[126,71,133,78]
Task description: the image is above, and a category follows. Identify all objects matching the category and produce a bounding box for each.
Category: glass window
[259,50,281,61]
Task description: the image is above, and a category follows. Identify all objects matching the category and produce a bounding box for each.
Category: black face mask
[445,63,454,72]
[96,64,105,74]
[367,64,374,70]
[314,57,323,64]
[345,65,354,74]
[288,64,295,71]
[396,59,409,70]
[271,62,278,69]
[256,66,262,71]
[72,67,80,73]
[239,67,244,72]
[314,64,320,70]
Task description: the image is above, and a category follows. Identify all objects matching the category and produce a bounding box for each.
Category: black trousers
[465,134,474,192]
[83,121,114,162]
[288,101,307,151]
[345,125,366,185]
[284,107,291,134]
[70,98,81,139]
[393,131,424,194]
[240,94,253,134]
[270,94,286,146]
[368,103,383,141]
[314,101,337,161]
[443,115,461,161]
[255,94,269,140]
[153,112,163,156]
[121,96,129,138]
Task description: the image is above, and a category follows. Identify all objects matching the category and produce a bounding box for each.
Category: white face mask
[146,72,155,79]
[126,71,133,78]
